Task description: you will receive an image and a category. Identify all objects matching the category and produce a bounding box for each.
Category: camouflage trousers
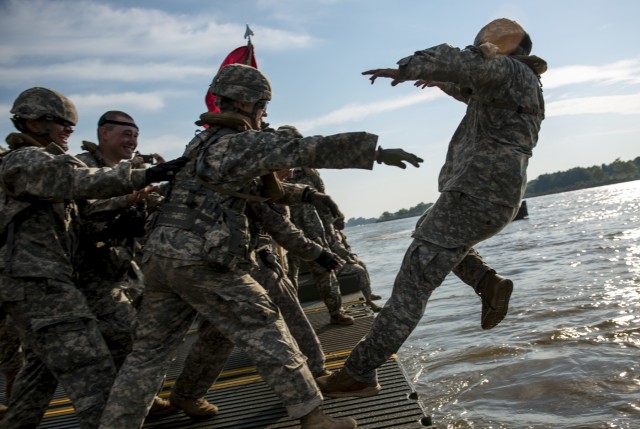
[344,192,517,383]
[76,275,135,368]
[98,254,321,428]
[338,260,372,299]
[0,275,116,429]
[0,311,23,401]
[173,256,326,400]
[288,256,343,316]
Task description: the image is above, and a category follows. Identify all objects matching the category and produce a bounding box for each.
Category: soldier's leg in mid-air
[344,239,467,383]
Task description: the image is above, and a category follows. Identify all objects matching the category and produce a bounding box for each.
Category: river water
[343,181,640,429]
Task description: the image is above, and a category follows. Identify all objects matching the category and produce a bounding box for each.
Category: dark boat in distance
[513,200,529,221]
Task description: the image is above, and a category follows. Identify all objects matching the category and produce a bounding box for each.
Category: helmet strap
[229,105,261,130]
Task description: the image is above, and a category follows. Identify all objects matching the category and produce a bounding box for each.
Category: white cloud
[297,90,444,132]
[0,0,313,62]
[543,59,640,89]
[70,92,166,112]
[0,60,212,86]
[0,0,315,86]
[546,93,640,117]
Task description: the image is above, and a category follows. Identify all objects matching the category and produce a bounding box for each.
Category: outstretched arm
[362,68,405,86]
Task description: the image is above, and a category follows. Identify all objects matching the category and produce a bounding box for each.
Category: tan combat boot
[146,396,178,420]
[330,312,354,326]
[476,272,513,330]
[170,393,219,421]
[299,406,357,429]
[316,368,381,398]
[365,298,382,312]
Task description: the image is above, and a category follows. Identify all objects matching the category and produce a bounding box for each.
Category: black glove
[302,188,344,220]
[376,146,423,169]
[144,156,189,184]
[110,207,147,238]
[314,250,342,272]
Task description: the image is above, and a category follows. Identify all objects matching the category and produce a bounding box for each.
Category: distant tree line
[345,202,433,227]
[524,157,640,197]
[346,156,640,227]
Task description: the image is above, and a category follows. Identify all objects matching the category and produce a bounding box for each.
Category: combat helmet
[209,64,272,104]
[474,18,532,57]
[10,87,78,126]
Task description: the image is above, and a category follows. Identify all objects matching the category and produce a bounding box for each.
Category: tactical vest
[154,127,255,270]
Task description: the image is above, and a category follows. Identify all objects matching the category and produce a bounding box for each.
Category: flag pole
[244,24,254,65]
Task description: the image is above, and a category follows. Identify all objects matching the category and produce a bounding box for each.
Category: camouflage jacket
[144,115,377,270]
[397,43,545,208]
[247,200,323,263]
[0,134,146,284]
[287,168,334,242]
[74,143,145,279]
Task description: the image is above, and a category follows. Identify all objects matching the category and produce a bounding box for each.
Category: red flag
[205,43,257,113]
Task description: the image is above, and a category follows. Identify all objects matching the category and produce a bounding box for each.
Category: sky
[1,0,639,220]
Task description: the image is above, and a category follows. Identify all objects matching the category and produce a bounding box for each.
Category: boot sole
[322,384,381,398]
[481,279,513,330]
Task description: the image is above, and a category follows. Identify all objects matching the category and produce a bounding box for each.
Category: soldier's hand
[302,188,344,220]
[362,68,404,86]
[314,250,344,272]
[376,147,423,169]
[145,156,189,184]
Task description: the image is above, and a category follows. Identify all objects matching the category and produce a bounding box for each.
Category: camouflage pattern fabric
[169,317,234,401]
[329,229,373,299]
[0,311,23,400]
[171,199,328,401]
[286,168,344,315]
[0,145,146,281]
[248,200,327,375]
[10,87,77,124]
[99,255,322,427]
[75,147,139,368]
[98,116,379,427]
[343,41,543,383]
[396,43,544,209]
[0,142,147,428]
[345,193,517,383]
[0,276,116,429]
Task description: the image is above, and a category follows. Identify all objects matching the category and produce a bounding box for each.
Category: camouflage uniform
[97,115,378,427]
[344,40,545,383]
[0,136,148,428]
[328,229,374,300]
[172,197,329,401]
[74,142,141,368]
[0,310,22,402]
[287,168,344,316]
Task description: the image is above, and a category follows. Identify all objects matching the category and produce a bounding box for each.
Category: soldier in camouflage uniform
[317,18,547,398]
[75,111,175,416]
[0,87,186,428]
[327,220,382,312]
[75,111,147,368]
[287,167,355,325]
[169,190,341,420]
[97,63,422,429]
